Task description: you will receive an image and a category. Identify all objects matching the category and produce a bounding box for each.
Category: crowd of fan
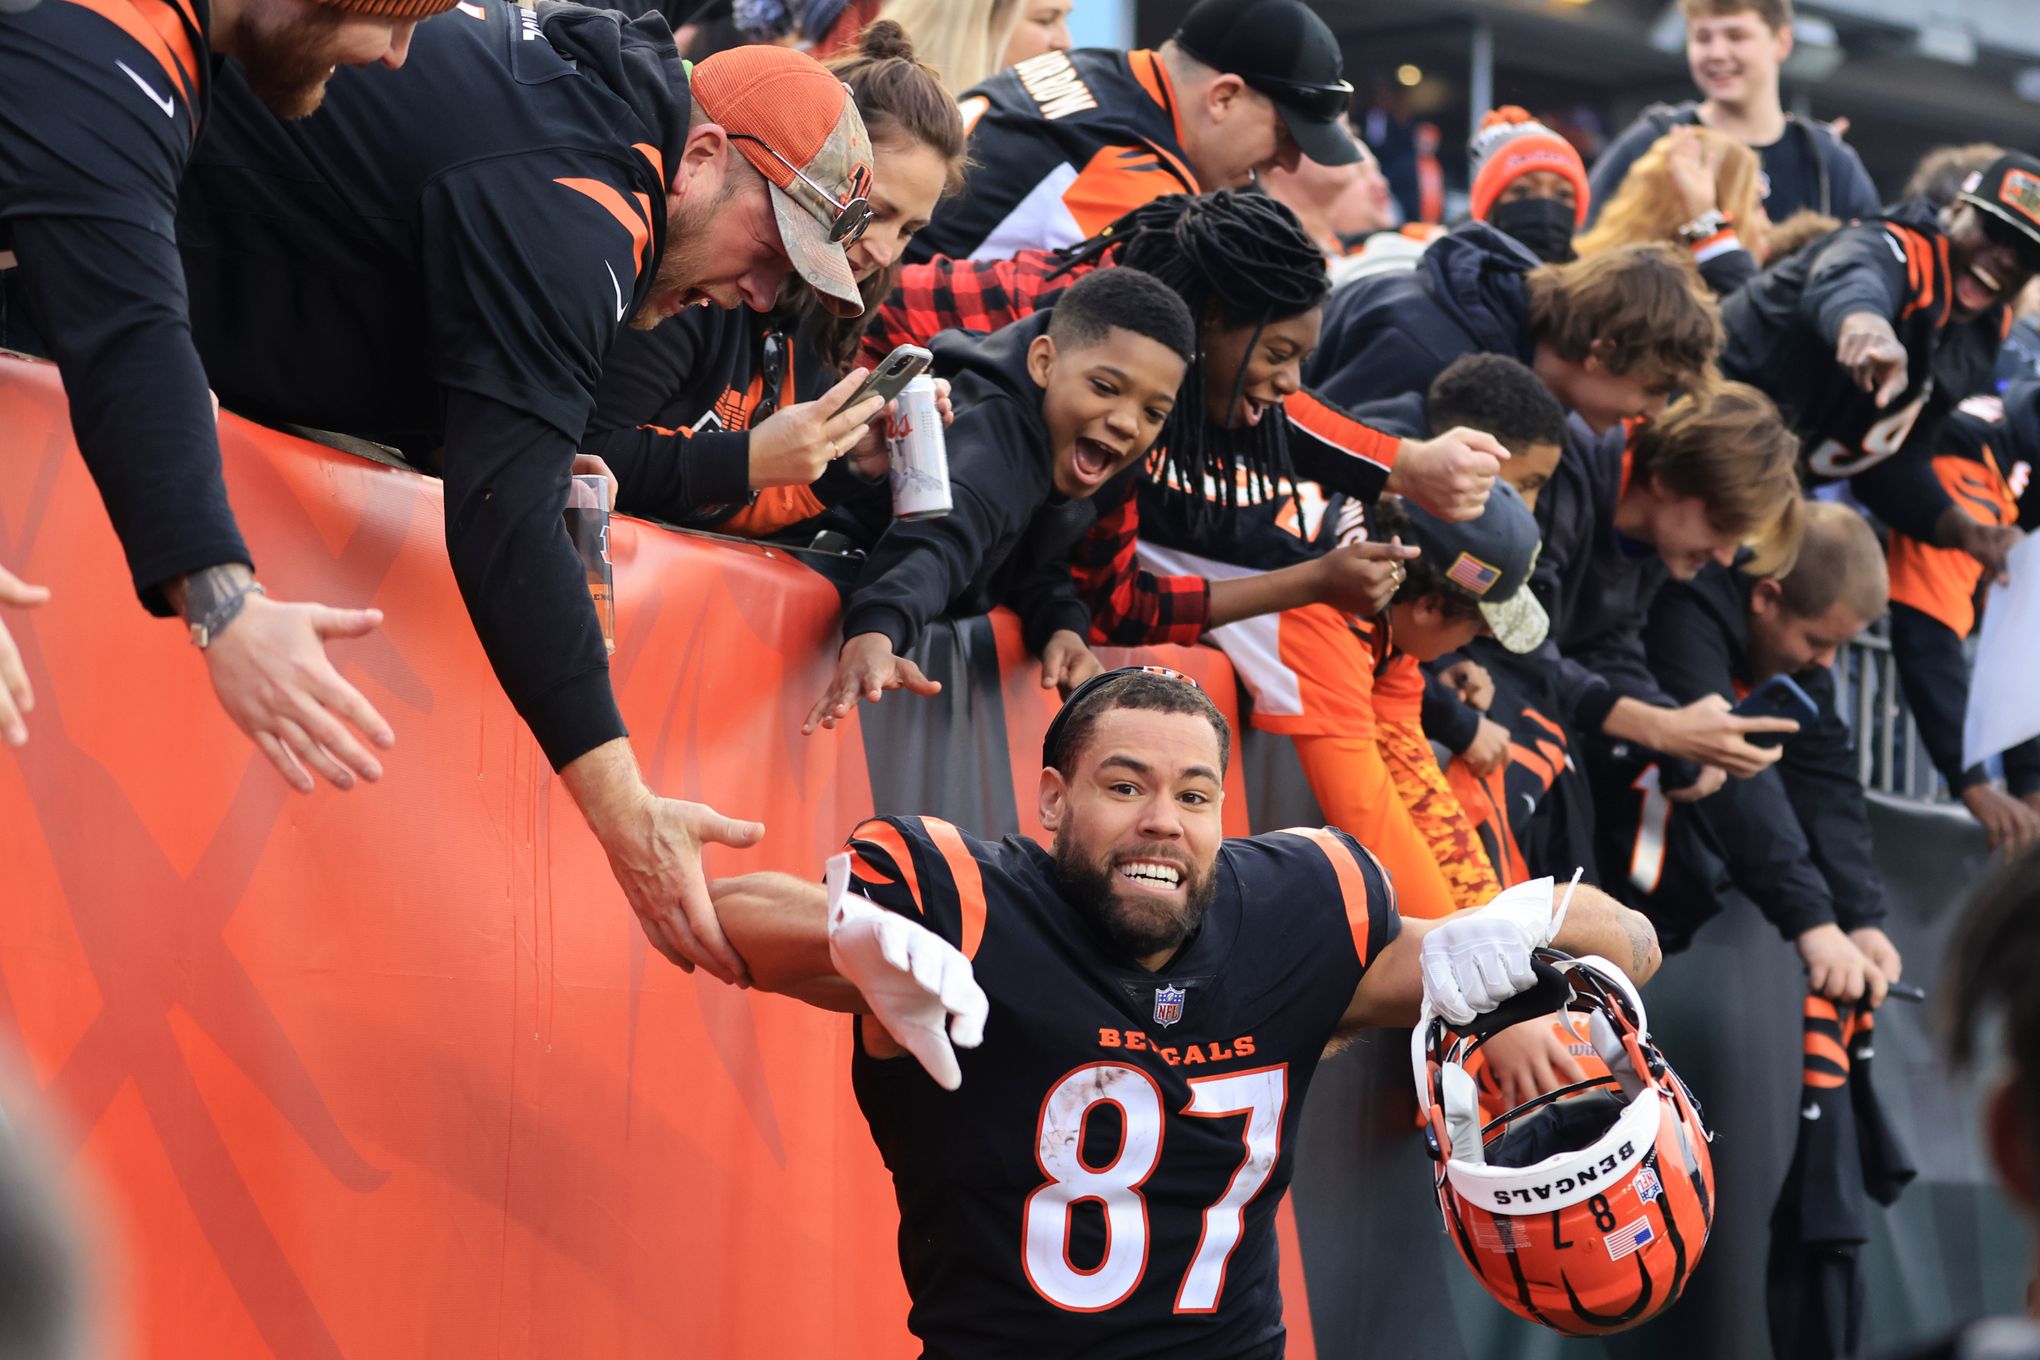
[2,0,2037,1010]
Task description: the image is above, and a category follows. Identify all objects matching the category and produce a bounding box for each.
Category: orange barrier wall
[0,355,1305,1358]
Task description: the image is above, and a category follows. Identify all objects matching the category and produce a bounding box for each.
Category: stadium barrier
[0,353,2020,1357]
[0,353,1310,1358]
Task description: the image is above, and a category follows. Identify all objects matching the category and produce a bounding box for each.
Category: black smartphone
[1732,674,1817,748]
[832,343,932,419]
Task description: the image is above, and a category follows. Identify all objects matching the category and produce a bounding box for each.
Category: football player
[710,666,1661,1356]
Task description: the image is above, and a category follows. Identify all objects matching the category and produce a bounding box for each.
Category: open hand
[201,590,395,793]
[805,631,942,733]
[826,855,987,1090]
[0,564,50,747]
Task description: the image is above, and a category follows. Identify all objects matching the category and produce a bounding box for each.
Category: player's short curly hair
[1046,669,1232,778]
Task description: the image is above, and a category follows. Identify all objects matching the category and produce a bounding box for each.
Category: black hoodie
[1304,223,1539,411]
[176,0,690,771]
[839,313,1094,656]
[1598,564,1886,950]
[1720,199,2008,542]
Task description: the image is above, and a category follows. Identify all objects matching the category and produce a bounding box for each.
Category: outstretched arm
[1340,878,1660,1031]
[711,864,989,1090]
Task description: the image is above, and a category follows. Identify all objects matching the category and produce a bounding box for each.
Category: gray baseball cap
[1400,481,1548,653]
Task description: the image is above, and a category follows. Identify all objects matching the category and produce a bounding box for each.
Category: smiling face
[1686,10,1790,109]
[1944,203,2040,322]
[846,134,951,281]
[1628,478,1742,579]
[1028,329,1186,497]
[1040,707,1226,967]
[1200,309,1322,431]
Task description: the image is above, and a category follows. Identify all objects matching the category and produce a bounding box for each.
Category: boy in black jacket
[1606,501,1900,1002]
[804,268,1194,733]
[1720,153,2040,553]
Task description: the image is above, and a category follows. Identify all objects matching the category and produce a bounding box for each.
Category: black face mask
[1489,196,1579,264]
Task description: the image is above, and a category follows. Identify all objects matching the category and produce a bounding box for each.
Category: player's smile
[1115,855,1187,896]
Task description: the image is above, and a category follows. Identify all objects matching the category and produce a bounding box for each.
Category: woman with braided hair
[869,190,1527,919]
[866,189,1508,645]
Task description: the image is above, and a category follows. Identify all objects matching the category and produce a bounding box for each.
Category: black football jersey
[845,815,1401,1359]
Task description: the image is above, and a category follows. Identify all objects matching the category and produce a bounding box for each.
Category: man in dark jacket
[1720,153,2040,554]
[1605,501,1899,998]
[1586,0,1878,226]
[912,0,1358,262]
[803,268,1193,734]
[176,19,881,985]
[1305,224,1719,435]
[0,0,451,771]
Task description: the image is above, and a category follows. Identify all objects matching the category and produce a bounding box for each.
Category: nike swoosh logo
[605,261,625,323]
[117,60,176,118]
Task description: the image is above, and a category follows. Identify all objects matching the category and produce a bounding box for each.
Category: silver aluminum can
[886,373,951,520]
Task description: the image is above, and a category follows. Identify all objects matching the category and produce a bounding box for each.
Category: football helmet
[1411,950,1714,1336]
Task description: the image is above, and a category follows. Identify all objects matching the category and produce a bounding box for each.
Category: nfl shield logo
[1154,985,1185,1028]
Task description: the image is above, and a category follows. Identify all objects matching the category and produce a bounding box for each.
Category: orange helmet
[1412,951,1715,1336]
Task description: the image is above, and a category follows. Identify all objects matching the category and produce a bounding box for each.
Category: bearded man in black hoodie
[803,268,1194,735]
[176,18,885,987]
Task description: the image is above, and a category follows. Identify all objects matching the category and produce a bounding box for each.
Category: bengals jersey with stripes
[844,815,1400,1359]
[910,48,1201,264]
[1720,199,2009,542]
[0,0,252,612]
[174,1,689,772]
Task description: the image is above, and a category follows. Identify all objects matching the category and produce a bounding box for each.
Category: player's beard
[233,8,348,120]
[1051,835,1217,963]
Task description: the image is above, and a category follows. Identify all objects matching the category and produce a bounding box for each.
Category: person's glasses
[753,330,788,422]
[728,133,872,245]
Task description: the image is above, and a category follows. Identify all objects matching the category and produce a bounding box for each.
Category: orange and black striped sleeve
[845,815,993,961]
[1284,391,1403,502]
[1267,826,1403,974]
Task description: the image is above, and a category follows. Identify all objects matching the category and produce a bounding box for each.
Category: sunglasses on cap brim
[1973,206,2040,274]
[1252,74,1355,124]
[728,132,873,246]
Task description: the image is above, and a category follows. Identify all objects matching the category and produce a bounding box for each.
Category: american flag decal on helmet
[1154,985,1185,1028]
[1446,551,1502,595]
[1604,1218,1655,1261]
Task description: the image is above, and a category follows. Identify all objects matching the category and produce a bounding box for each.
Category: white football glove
[825,854,989,1091]
[1419,869,1581,1026]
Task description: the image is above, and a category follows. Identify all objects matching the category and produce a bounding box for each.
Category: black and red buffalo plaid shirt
[869,250,1403,645]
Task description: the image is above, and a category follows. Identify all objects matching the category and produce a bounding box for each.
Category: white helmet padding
[1414,953,1666,1215]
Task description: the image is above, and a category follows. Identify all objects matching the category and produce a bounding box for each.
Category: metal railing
[1836,616,1956,805]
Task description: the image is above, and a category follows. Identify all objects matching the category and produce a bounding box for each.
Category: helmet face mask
[1413,952,1716,1337]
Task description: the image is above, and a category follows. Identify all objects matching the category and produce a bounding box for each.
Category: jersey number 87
[1022,1062,1289,1313]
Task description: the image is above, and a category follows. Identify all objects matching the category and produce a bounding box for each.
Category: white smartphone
[833,343,932,419]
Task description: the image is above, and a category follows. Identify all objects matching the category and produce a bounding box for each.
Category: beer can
[886,374,951,521]
[563,472,616,655]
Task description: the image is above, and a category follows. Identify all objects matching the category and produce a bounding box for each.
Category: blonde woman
[878,0,1074,93]
[1575,124,1768,295]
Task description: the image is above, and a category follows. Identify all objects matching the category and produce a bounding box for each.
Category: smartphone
[1732,674,1817,748]
[832,344,932,419]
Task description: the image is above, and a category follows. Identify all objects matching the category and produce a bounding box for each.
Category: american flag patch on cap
[1446,552,1503,596]
[1604,1217,1656,1261]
